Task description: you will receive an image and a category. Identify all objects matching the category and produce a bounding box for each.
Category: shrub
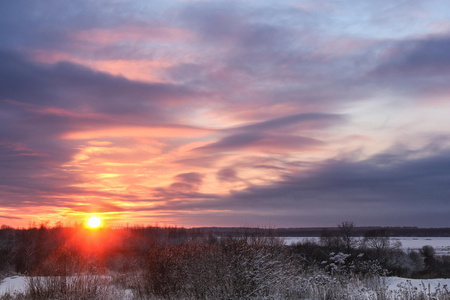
[27,275,115,300]
[131,236,299,299]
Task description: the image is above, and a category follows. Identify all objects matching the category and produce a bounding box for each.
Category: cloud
[0,215,22,220]
[0,0,169,51]
[145,146,450,227]
[371,34,450,77]
[365,34,450,102]
[62,125,213,140]
[148,172,209,201]
[174,154,229,168]
[177,1,328,89]
[232,113,346,133]
[1,0,449,227]
[190,113,341,154]
[174,172,204,185]
[67,201,126,214]
[216,147,450,226]
[0,49,207,215]
[195,133,323,153]
[216,168,239,182]
[0,50,199,118]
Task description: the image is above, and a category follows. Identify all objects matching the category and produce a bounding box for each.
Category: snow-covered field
[392,237,450,255]
[0,276,26,296]
[384,276,450,292]
[284,237,450,255]
[383,276,450,299]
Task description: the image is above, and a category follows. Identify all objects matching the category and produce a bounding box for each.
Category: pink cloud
[28,50,173,83]
[62,125,214,140]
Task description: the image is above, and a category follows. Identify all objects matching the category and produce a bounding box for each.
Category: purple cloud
[216,168,239,182]
[232,113,346,132]
[195,133,323,153]
[0,50,200,118]
[145,146,450,227]
[371,35,450,77]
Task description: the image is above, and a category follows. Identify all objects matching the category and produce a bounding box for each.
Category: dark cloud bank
[150,145,450,227]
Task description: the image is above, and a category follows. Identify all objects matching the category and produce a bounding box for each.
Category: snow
[0,275,135,299]
[0,276,27,296]
[0,275,449,298]
[392,237,450,255]
[384,276,450,293]
[284,237,450,255]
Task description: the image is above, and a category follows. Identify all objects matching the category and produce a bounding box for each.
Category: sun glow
[87,216,101,228]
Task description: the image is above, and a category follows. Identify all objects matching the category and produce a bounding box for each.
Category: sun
[87,216,101,228]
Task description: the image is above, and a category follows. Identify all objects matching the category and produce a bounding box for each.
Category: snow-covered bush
[26,274,119,300]
[387,279,450,300]
[130,236,300,299]
[321,252,351,275]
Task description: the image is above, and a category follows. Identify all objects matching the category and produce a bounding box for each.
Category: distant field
[392,237,450,255]
[283,237,450,255]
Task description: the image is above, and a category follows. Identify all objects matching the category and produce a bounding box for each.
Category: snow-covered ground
[284,237,450,255]
[383,276,450,299]
[384,276,450,291]
[391,237,450,255]
[1,275,449,298]
[0,276,27,296]
[0,275,134,299]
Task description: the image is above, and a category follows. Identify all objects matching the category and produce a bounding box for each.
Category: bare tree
[363,229,391,254]
[320,228,342,250]
[338,221,357,253]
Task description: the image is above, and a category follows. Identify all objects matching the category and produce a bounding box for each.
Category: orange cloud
[62,125,214,140]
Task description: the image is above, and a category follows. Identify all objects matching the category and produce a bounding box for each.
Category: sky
[1,0,450,228]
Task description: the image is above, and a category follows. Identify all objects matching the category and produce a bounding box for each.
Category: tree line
[0,222,448,278]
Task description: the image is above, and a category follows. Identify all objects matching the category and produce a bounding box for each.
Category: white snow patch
[384,276,450,292]
[284,237,450,255]
[0,276,27,296]
[0,275,134,299]
[392,237,450,255]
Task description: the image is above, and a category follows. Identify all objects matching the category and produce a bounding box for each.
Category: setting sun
[87,216,101,228]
